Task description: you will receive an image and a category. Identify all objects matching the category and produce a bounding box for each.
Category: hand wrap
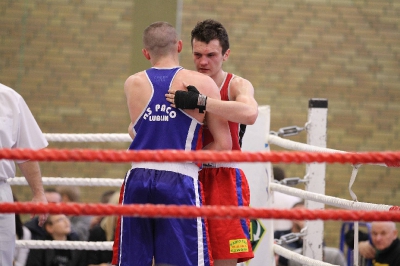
[174,85,207,113]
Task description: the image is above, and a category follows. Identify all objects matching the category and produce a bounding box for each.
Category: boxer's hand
[167,85,207,113]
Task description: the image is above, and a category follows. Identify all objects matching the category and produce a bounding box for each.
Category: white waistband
[202,162,238,168]
[131,162,199,179]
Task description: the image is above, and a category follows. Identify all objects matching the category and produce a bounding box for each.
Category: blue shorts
[113,163,212,266]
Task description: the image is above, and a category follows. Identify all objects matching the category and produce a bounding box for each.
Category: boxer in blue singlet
[112,22,231,266]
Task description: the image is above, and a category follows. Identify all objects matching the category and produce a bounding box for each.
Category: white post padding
[238,106,273,266]
[303,98,328,262]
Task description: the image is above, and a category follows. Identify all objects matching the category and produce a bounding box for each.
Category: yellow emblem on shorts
[229,239,249,253]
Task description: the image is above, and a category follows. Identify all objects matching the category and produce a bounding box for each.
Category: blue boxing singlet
[129,67,203,152]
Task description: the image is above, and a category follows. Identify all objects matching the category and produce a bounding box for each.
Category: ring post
[238,106,272,266]
[303,98,328,262]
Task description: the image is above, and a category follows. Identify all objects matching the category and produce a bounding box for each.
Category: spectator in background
[275,201,347,266]
[25,187,62,240]
[13,194,32,266]
[271,166,302,231]
[0,82,48,266]
[86,191,119,266]
[89,190,116,229]
[274,201,305,266]
[58,186,81,204]
[358,221,400,265]
[99,190,115,205]
[57,186,93,241]
[26,214,85,266]
[44,187,62,203]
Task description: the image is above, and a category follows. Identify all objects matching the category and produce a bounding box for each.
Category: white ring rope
[268,134,387,167]
[9,177,123,187]
[11,178,393,211]
[15,241,339,266]
[268,134,345,153]
[273,245,339,266]
[271,183,392,211]
[15,240,112,250]
[43,133,131,142]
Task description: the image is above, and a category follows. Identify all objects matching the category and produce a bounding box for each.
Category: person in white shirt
[0,83,48,265]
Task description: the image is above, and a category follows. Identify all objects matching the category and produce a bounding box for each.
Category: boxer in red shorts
[166,19,259,266]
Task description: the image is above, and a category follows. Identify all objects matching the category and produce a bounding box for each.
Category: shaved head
[143,21,178,58]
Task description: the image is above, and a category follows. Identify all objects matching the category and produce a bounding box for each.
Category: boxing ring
[3,98,400,266]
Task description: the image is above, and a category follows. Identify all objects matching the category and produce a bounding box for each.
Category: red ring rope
[1,202,399,221]
[1,148,400,165]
